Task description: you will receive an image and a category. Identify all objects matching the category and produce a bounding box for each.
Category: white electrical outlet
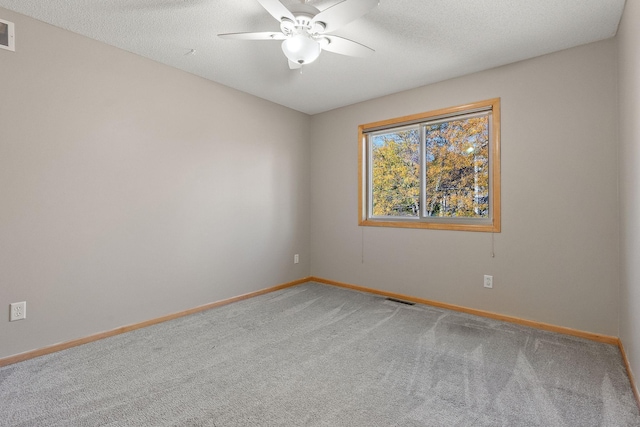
[10,301,26,321]
[294,254,299,264]
[484,275,493,289]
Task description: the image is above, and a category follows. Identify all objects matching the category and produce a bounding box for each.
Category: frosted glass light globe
[282,34,321,65]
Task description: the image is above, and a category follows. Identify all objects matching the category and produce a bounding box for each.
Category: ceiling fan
[218,0,379,69]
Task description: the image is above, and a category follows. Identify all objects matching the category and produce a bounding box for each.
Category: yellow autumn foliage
[372,117,489,218]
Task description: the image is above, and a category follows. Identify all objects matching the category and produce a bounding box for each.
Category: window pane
[424,116,489,218]
[371,128,420,217]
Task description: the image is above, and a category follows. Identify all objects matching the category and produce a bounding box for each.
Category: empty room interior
[1,0,640,425]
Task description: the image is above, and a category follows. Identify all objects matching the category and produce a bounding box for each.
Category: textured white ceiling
[0,0,625,114]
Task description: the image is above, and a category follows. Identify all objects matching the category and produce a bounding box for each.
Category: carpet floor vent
[385,297,416,306]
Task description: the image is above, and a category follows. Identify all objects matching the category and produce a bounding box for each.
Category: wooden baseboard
[312,275,637,411]
[309,276,619,345]
[0,277,311,368]
[0,275,625,370]
[619,339,640,410]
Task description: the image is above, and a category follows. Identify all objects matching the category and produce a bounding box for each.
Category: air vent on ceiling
[0,18,15,52]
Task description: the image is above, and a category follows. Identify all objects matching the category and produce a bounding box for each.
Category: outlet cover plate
[10,301,26,321]
[484,275,493,289]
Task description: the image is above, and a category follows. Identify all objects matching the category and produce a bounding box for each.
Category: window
[359,98,500,232]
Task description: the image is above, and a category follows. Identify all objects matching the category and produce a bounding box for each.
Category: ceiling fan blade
[322,35,374,57]
[218,31,286,40]
[256,0,296,22]
[288,60,302,70]
[311,0,379,33]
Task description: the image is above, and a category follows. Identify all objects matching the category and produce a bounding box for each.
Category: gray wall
[0,8,311,359]
[618,0,640,398]
[0,5,629,363]
[310,39,620,336]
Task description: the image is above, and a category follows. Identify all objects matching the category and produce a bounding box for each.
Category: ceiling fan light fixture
[220,0,379,68]
[281,34,321,64]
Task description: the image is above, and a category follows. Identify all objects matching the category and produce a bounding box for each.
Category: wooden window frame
[358,98,501,232]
